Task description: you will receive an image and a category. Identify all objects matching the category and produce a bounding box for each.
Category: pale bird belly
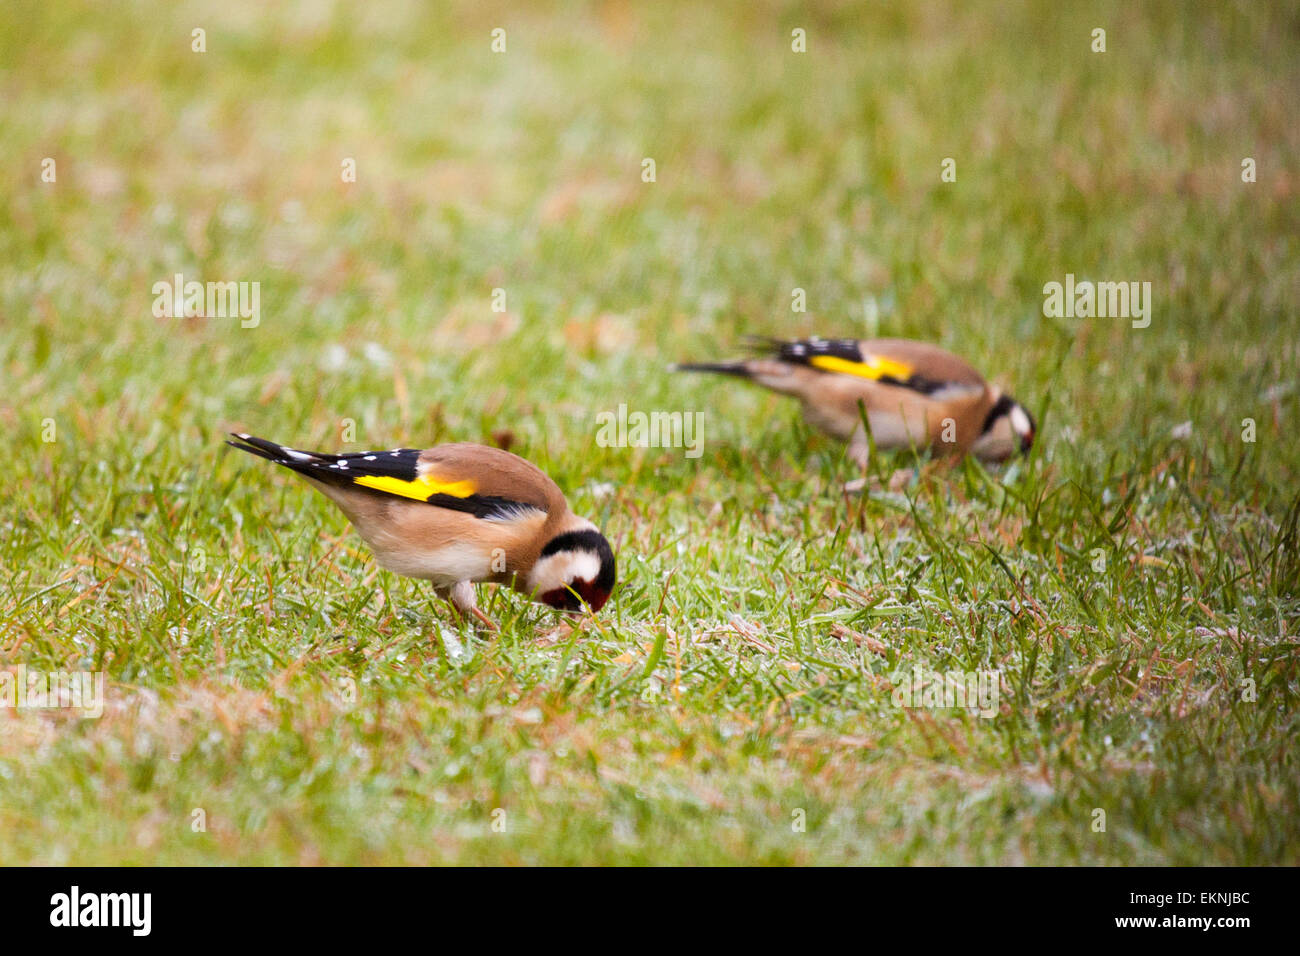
[865,409,929,449]
[316,483,498,587]
[802,402,928,447]
[370,539,493,586]
[801,402,861,440]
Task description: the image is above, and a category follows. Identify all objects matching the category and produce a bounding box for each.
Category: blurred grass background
[1,0,1297,864]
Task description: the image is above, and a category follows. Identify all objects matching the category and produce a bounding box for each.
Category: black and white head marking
[529,526,617,612]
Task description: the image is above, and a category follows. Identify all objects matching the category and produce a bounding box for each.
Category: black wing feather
[751,337,952,396]
[226,434,540,520]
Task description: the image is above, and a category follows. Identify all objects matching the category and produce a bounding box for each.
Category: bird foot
[470,606,500,633]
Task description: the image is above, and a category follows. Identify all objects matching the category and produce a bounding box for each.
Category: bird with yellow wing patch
[673,336,1035,467]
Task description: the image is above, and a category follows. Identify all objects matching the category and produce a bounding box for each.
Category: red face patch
[540,580,610,613]
[575,579,611,612]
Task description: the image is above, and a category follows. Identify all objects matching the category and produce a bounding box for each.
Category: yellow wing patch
[809,353,914,381]
[352,474,477,501]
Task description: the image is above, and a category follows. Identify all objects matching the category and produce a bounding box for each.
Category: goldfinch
[226,434,616,625]
[673,337,1035,466]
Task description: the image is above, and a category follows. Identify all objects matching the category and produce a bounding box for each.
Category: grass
[1,0,1298,864]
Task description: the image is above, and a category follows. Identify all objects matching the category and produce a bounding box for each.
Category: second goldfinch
[227,434,616,627]
[674,336,1036,466]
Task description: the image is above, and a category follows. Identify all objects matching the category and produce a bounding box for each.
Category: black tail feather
[225,433,337,481]
[225,433,292,462]
[669,361,754,379]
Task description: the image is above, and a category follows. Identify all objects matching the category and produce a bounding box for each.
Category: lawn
[1,0,1297,865]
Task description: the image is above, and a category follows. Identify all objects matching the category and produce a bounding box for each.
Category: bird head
[528,525,616,613]
[971,392,1036,461]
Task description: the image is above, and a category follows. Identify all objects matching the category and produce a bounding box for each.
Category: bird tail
[225,433,339,478]
[668,361,756,379]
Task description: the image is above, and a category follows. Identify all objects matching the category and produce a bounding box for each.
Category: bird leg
[843,430,871,494]
[444,579,499,633]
